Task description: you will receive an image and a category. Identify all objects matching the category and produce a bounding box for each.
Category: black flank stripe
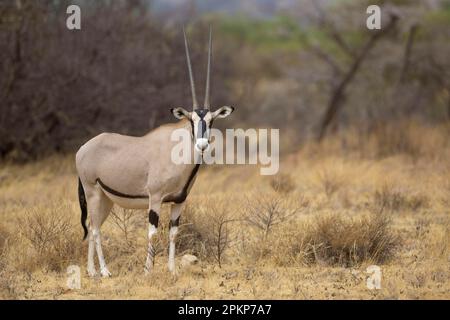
[163,163,200,204]
[96,163,200,203]
[96,178,148,199]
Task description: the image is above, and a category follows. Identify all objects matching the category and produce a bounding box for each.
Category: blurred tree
[0,0,232,161]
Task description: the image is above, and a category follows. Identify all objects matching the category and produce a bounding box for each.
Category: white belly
[102,190,149,209]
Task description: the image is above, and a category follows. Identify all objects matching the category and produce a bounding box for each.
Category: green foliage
[424,6,450,27]
[219,15,307,52]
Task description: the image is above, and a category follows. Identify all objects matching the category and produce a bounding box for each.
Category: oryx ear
[211,106,234,119]
[171,107,191,120]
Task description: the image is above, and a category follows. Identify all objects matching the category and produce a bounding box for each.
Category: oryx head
[171,27,234,153]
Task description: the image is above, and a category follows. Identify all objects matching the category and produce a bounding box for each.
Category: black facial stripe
[193,109,210,139]
[149,209,159,228]
[198,119,207,138]
[194,109,208,119]
[189,119,194,138]
[97,178,148,199]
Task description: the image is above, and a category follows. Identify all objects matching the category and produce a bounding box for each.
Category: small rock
[181,254,198,268]
[223,272,238,280]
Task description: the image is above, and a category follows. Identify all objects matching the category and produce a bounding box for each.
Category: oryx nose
[195,138,209,151]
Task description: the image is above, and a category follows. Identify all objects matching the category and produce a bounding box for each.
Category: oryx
[76,28,234,277]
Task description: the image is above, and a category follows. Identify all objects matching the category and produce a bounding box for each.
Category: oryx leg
[87,188,113,277]
[144,196,161,274]
[87,230,96,277]
[168,203,183,273]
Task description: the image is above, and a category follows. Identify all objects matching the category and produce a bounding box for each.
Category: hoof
[169,269,178,276]
[100,267,112,278]
[87,269,98,277]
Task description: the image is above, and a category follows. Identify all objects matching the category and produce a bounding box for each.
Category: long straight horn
[203,26,212,109]
[183,27,198,109]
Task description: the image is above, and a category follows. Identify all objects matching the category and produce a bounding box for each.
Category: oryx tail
[78,178,88,240]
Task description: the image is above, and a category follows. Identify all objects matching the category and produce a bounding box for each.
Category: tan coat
[76,119,196,209]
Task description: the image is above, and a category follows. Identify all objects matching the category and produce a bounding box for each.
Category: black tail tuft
[78,178,88,241]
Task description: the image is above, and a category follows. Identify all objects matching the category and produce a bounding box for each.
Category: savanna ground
[0,123,449,300]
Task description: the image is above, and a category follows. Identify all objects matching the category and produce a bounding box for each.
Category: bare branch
[399,24,419,84]
[317,14,399,141]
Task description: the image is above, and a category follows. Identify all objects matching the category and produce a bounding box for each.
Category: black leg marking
[149,209,159,228]
[148,246,156,258]
[169,216,181,229]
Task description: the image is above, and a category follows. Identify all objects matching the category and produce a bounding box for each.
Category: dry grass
[269,173,296,194]
[180,200,237,267]
[0,123,449,299]
[373,184,429,212]
[287,212,397,267]
[317,169,346,200]
[9,203,84,273]
[244,193,300,240]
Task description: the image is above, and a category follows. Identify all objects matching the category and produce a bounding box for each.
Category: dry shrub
[269,173,295,194]
[176,204,203,256]
[0,224,10,273]
[180,201,237,267]
[414,218,431,239]
[274,212,399,267]
[243,193,303,261]
[317,169,345,200]
[371,122,423,159]
[368,121,449,160]
[442,173,450,206]
[310,122,450,161]
[0,224,9,255]
[374,184,428,212]
[244,193,299,240]
[110,208,137,246]
[16,204,84,271]
[103,208,145,274]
